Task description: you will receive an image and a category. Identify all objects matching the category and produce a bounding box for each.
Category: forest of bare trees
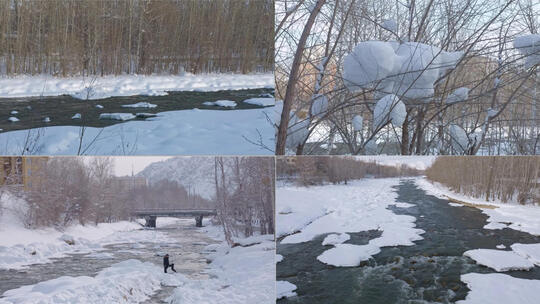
[275,0,539,156]
[277,156,422,185]
[426,156,540,205]
[0,0,273,76]
[214,156,275,245]
[1,157,210,228]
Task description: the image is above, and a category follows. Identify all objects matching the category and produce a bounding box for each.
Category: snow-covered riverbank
[0,73,274,100]
[416,178,540,304]
[0,106,275,155]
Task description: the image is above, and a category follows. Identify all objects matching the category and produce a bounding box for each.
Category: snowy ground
[276,177,424,297]
[168,224,275,304]
[416,178,540,303]
[0,106,275,155]
[0,73,274,99]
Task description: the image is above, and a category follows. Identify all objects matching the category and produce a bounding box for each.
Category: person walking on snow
[163,253,177,273]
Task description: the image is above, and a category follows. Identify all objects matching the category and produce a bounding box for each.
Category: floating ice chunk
[391,202,415,208]
[514,34,540,68]
[243,97,275,106]
[496,244,506,249]
[99,113,136,121]
[446,87,469,104]
[311,94,328,117]
[121,102,157,108]
[463,248,534,272]
[352,115,363,131]
[343,41,399,91]
[95,104,104,109]
[71,113,81,119]
[8,117,19,122]
[43,117,51,123]
[322,233,350,246]
[60,234,75,245]
[511,243,540,265]
[10,110,18,115]
[277,280,297,299]
[449,124,468,152]
[458,273,540,304]
[202,100,237,108]
[317,243,381,267]
[373,94,406,128]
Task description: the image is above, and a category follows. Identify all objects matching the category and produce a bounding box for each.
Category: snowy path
[276,178,540,304]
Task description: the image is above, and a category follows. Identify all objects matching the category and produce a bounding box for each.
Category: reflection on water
[0,219,218,303]
[277,179,540,304]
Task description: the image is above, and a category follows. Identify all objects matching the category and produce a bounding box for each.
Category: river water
[0,88,273,132]
[277,179,540,304]
[0,219,218,303]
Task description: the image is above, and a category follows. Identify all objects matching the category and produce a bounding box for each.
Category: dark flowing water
[0,88,273,132]
[0,220,218,303]
[277,179,540,304]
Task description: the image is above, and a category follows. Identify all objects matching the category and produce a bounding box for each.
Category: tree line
[214,156,275,245]
[0,0,274,76]
[1,157,211,228]
[426,156,539,204]
[277,156,422,186]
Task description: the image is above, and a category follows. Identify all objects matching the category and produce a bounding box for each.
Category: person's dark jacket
[163,256,169,267]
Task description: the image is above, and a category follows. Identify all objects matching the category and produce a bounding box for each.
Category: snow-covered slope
[137,157,216,199]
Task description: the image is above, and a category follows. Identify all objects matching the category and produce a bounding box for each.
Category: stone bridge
[132,208,217,227]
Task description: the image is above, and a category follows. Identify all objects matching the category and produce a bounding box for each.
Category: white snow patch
[95,104,104,109]
[99,113,136,121]
[8,117,19,122]
[449,124,469,152]
[510,243,540,266]
[514,34,540,68]
[449,202,463,207]
[354,155,437,170]
[373,94,406,128]
[121,102,157,108]
[71,113,81,119]
[463,248,534,271]
[310,94,329,118]
[202,100,237,108]
[496,244,506,249]
[458,273,540,304]
[276,281,297,299]
[317,243,381,267]
[352,115,363,131]
[322,233,350,246]
[243,97,275,106]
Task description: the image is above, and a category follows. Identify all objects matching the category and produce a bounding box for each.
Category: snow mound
[322,233,350,246]
[276,281,297,299]
[121,102,157,108]
[352,115,363,131]
[0,259,187,304]
[514,34,540,68]
[310,94,329,118]
[98,113,136,121]
[344,41,463,99]
[446,87,469,104]
[463,248,534,272]
[202,100,237,108]
[373,94,406,128]
[458,273,540,304]
[343,41,399,91]
[243,97,275,106]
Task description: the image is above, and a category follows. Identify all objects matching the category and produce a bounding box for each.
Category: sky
[113,156,172,176]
